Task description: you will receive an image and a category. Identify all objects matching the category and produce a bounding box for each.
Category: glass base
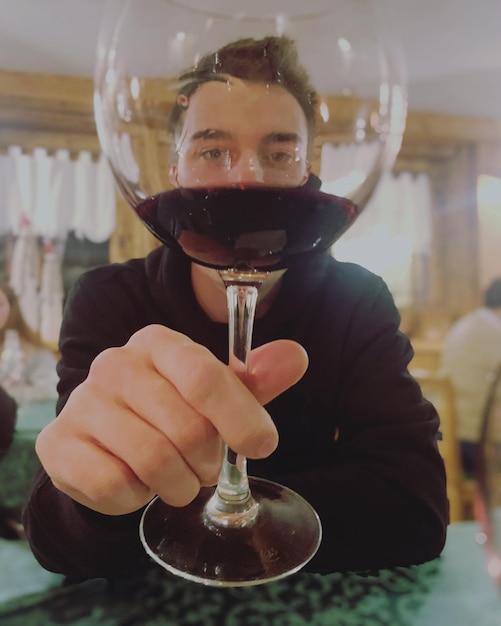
[139,477,322,587]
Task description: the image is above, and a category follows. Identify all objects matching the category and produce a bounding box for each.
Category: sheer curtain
[320,142,433,309]
[0,146,116,343]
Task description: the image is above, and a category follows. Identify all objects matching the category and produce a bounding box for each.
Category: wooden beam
[0,128,101,157]
[0,70,94,110]
[405,109,501,143]
[0,69,97,154]
[2,69,501,154]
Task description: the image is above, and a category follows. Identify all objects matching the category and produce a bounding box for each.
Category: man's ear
[169,164,179,188]
[301,162,312,186]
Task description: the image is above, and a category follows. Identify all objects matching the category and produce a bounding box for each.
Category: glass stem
[204,273,266,528]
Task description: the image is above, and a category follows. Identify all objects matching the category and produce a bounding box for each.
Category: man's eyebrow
[189,129,233,142]
[262,132,303,144]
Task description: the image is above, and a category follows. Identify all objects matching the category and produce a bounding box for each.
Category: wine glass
[94,0,407,586]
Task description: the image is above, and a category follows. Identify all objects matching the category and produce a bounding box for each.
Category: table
[0,521,499,626]
[413,522,500,626]
[0,400,56,510]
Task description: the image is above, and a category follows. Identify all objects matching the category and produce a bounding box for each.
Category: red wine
[135,186,358,271]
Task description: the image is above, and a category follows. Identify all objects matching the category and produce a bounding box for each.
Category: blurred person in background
[0,280,58,405]
[441,278,501,475]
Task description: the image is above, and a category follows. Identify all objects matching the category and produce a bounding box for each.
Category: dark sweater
[0,385,17,463]
[23,247,448,578]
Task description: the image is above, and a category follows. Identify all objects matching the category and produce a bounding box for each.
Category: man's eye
[200,148,230,163]
[268,152,296,166]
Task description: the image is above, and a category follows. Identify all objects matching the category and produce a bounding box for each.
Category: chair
[477,366,501,510]
[476,364,501,590]
[411,368,475,522]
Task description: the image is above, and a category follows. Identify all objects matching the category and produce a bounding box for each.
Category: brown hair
[169,36,318,154]
[0,281,42,348]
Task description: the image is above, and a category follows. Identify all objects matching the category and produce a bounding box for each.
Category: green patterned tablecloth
[0,562,438,626]
[1,522,499,626]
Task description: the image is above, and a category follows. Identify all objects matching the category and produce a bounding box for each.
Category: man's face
[170,77,311,189]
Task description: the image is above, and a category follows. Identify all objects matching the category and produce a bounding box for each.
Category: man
[441,278,501,474]
[24,36,448,579]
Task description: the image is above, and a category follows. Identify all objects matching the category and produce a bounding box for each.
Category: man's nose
[229,151,265,185]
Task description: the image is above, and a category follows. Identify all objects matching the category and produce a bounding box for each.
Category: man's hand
[36,325,308,516]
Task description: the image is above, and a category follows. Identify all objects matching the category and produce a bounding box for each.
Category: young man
[24,36,448,578]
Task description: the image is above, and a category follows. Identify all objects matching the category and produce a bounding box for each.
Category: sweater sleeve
[265,272,448,573]
[24,470,150,578]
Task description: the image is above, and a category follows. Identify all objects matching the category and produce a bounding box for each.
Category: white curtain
[0,146,116,342]
[1,146,116,240]
[320,143,433,309]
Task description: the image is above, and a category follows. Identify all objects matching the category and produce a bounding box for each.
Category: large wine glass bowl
[95,0,407,586]
[95,0,407,212]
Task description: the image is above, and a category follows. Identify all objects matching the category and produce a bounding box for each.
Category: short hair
[484,278,501,308]
[169,36,317,155]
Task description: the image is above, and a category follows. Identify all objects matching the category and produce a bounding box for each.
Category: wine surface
[135,186,358,270]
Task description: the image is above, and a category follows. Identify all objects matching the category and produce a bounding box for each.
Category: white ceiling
[0,0,500,119]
